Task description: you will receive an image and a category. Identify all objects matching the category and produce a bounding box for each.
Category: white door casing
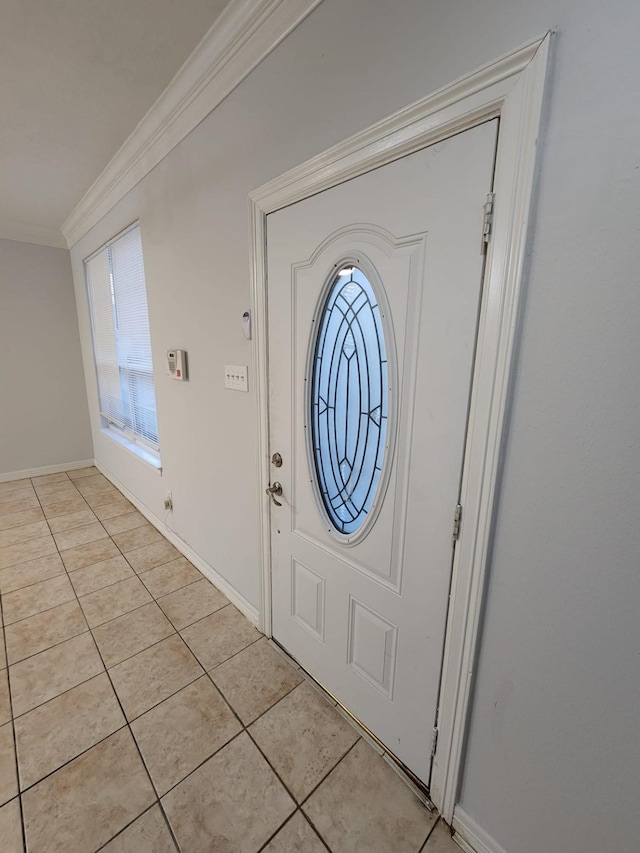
[250,34,549,825]
[267,121,498,784]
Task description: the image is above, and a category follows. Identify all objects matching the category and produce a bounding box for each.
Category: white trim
[0,459,95,483]
[0,219,67,249]
[61,0,323,248]
[249,193,272,635]
[95,462,261,628]
[452,808,510,853]
[99,428,162,474]
[432,35,550,821]
[249,36,542,212]
[249,31,550,811]
[83,219,140,263]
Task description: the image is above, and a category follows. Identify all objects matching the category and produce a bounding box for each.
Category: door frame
[249,33,550,822]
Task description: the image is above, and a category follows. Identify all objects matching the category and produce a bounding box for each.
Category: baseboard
[452,808,509,853]
[95,463,261,629]
[0,459,95,484]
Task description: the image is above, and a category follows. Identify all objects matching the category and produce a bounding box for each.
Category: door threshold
[268,639,437,812]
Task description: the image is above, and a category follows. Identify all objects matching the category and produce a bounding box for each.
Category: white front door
[266,120,498,784]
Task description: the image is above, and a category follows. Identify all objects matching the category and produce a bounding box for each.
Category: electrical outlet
[164,491,173,511]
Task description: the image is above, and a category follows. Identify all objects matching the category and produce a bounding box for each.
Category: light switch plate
[224,364,248,392]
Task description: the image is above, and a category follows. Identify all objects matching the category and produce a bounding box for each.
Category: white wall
[69,2,640,851]
[0,238,92,477]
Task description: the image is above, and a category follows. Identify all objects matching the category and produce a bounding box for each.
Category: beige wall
[0,238,93,477]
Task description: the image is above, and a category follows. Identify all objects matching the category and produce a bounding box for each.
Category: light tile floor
[0,468,461,852]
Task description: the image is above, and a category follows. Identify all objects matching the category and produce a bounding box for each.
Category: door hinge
[452,503,462,544]
[481,192,495,253]
[431,727,439,759]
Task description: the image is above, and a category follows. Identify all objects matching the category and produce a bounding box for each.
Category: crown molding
[0,219,67,249]
[61,0,323,248]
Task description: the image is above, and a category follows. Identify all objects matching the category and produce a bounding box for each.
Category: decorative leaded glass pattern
[311,265,389,535]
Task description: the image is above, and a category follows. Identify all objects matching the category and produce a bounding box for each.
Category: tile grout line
[71,568,230,646]
[158,725,247,799]
[0,514,47,536]
[295,811,334,853]
[0,536,59,573]
[255,807,332,853]
[0,569,68,598]
[2,470,354,852]
[0,606,28,853]
[7,562,243,717]
[66,551,190,577]
[418,816,441,852]
[10,637,257,796]
[52,526,112,554]
[6,606,172,691]
[144,591,228,637]
[10,480,261,833]
[189,626,263,675]
[254,810,302,853]
[0,474,66,852]
[74,570,152,600]
[35,481,184,853]
[68,558,201,601]
[194,660,351,850]
[56,507,199,606]
[298,737,361,809]
[48,477,264,852]
[7,590,179,848]
[157,667,307,838]
[0,499,125,595]
[242,703,357,851]
[110,654,303,806]
[3,593,79,631]
[241,668,385,850]
[11,648,342,802]
[63,505,204,603]
[92,802,170,853]
[0,554,66,596]
[103,643,203,717]
[243,725,314,839]
[6,622,90,670]
[118,613,357,849]
[87,647,335,842]
[0,523,57,552]
[4,490,189,596]
[23,483,154,825]
[16,720,130,797]
[9,634,193,727]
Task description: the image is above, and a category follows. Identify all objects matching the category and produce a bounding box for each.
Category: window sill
[100,428,162,474]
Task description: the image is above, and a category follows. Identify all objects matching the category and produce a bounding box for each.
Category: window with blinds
[85,224,159,452]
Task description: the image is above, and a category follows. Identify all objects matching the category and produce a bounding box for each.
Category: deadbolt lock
[271,452,283,468]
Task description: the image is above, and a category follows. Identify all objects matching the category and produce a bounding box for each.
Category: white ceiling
[0,0,230,240]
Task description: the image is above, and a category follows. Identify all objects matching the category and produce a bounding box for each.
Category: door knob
[266,482,283,506]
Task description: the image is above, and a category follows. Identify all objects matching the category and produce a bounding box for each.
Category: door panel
[267,120,498,783]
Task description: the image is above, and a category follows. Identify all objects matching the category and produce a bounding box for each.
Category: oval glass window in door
[310,264,390,536]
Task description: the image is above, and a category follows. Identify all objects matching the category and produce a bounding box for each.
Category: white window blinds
[85,224,159,450]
